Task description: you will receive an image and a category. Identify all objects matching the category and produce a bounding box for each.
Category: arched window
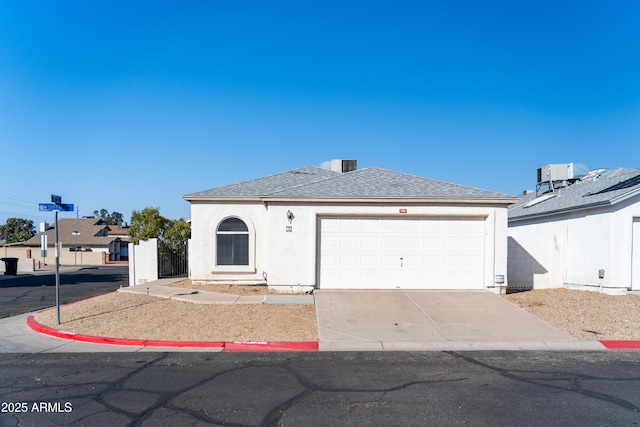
[216,218,249,265]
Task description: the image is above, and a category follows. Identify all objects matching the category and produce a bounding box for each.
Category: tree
[164,218,191,249]
[93,209,124,225]
[128,207,168,244]
[0,218,36,244]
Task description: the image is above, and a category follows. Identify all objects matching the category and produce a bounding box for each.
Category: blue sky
[1,1,639,226]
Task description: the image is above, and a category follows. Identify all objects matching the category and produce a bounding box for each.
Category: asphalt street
[0,351,639,426]
[0,266,128,318]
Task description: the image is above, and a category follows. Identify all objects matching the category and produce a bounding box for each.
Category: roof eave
[509,200,611,223]
[185,196,518,205]
[184,196,263,202]
[509,188,640,223]
[609,187,640,205]
[264,196,518,205]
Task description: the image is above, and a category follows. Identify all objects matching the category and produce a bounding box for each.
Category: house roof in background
[509,167,640,221]
[106,224,130,236]
[184,166,516,202]
[21,218,122,247]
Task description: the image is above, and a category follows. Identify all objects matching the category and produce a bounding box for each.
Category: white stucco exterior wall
[508,197,640,290]
[189,200,510,291]
[189,201,269,284]
[128,239,158,286]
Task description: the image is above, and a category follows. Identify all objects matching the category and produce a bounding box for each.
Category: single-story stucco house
[508,165,640,294]
[183,160,517,293]
[10,217,129,266]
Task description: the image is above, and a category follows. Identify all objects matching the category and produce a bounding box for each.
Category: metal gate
[158,240,188,278]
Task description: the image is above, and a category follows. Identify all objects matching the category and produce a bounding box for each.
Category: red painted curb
[599,340,640,350]
[224,341,319,352]
[27,311,315,351]
[74,333,148,347]
[144,340,226,348]
[27,312,225,348]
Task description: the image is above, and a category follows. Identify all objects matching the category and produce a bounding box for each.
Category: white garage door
[318,217,485,289]
[632,219,640,291]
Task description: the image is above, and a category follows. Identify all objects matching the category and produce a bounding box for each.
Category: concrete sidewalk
[118,279,315,305]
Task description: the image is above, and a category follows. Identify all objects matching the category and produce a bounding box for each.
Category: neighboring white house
[183,160,517,293]
[508,166,640,293]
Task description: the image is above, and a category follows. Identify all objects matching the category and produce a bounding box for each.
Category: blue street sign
[39,203,75,212]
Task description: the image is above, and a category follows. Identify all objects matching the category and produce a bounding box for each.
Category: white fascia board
[185,196,518,205]
[262,197,518,205]
[510,190,640,223]
[609,188,640,206]
[509,201,611,223]
[184,196,263,202]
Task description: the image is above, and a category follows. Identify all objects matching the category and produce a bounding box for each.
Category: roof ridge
[184,166,337,197]
[357,166,514,197]
[266,169,345,196]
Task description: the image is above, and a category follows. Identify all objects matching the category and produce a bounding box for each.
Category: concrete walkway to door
[315,290,606,351]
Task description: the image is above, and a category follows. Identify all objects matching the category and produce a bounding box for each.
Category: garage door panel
[361,254,379,267]
[360,236,379,247]
[443,255,462,267]
[381,255,400,267]
[402,254,420,266]
[422,255,442,267]
[339,255,359,267]
[322,235,339,249]
[465,236,483,247]
[319,217,485,289]
[402,235,420,247]
[340,236,359,248]
[423,235,443,245]
[381,236,401,248]
[382,220,400,230]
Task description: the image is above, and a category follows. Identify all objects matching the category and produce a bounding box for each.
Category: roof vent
[320,159,357,173]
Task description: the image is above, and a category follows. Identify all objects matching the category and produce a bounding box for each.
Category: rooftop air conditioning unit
[320,159,357,173]
[537,163,588,185]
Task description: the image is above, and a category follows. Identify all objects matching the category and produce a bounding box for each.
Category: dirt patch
[167,279,271,296]
[503,289,640,341]
[34,292,317,342]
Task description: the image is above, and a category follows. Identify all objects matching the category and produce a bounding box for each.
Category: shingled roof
[183,166,515,201]
[21,218,122,247]
[509,167,640,222]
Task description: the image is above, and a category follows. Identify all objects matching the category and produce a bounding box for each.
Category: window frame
[212,216,255,273]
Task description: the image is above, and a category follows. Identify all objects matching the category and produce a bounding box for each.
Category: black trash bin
[1,258,18,275]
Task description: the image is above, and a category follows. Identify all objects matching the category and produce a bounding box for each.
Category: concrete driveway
[315,290,604,351]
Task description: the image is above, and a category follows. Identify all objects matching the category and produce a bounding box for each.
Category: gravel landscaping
[34,292,318,342]
[503,288,640,341]
[33,282,640,342]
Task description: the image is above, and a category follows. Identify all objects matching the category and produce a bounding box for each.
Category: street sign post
[39,195,75,325]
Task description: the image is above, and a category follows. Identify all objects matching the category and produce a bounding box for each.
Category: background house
[508,164,640,294]
[184,160,517,293]
[6,218,129,266]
